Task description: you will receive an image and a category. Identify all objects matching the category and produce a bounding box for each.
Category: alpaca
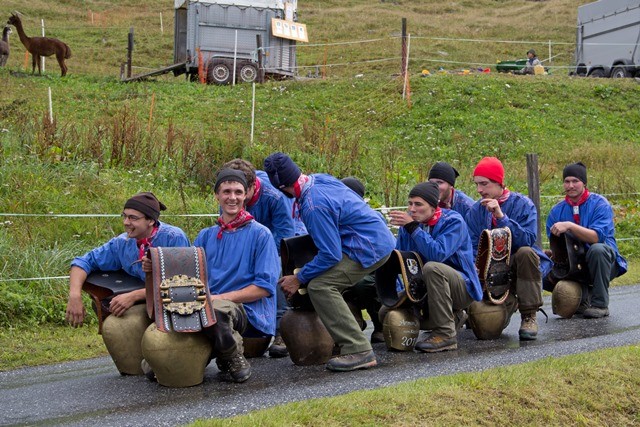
[0,26,10,67]
[7,13,71,76]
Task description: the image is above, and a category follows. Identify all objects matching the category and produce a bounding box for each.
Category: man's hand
[65,296,86,327]
[109,291,137,317]
[279,274,301,298]
[141,256,152,273]
[388,210,413,227]
[550,221,574,237]
[480,198,504,219]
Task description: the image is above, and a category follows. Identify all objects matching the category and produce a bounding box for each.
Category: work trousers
[585,243,618,309]
[202,299,248,360]
[308,254,390,355]
[507,247,543,315]
[419,262,474,339]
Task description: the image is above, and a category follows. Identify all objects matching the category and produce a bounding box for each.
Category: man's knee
[586,243,614,262]
[513,246,537,265]
[422,261,445,281]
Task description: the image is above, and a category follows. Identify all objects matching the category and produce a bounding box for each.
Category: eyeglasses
[121,213,145,221]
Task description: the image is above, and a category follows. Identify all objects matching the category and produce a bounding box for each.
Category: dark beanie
[214,168,248,193]
[562,162,587,185]
[263,152,301,189]
[124,192,166,221]
[341,177,365,199]
[409,181,440,208]
[428,162,459,186]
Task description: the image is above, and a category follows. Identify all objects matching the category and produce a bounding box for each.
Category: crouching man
[389,181,483,352]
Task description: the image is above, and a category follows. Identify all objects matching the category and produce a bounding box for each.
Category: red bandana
[439,189,454,209]
[292,175,310,219]
[425,207,442,227]
[246,177,261,208]
[491,188,511,227]
[565,188,590,224]
[217,209,254,239]
[137,226,158,259]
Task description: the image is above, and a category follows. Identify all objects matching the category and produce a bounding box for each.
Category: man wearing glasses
[65,192,190,373]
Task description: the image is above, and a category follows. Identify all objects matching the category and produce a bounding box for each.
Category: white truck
[574,0,640,78]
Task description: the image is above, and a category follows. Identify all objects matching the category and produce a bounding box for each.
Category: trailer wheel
[611,66,629,78]
[239,63,258,83]
[207,62,231,85]
[589,69,605,78]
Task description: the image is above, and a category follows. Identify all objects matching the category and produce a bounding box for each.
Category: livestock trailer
[174,0,298,84]
[574,0,640,77]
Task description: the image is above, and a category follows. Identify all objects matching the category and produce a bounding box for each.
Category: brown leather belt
[82,270,144,333]
[146,246,216,332]
[375,249,425,308]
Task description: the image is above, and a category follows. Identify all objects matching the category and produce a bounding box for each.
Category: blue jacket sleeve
[297,205,343,284]
[409,219,465,263]
[495,197,538,249]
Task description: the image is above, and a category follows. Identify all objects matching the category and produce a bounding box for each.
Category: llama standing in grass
[7,13,71,76]
[0,26,10,67]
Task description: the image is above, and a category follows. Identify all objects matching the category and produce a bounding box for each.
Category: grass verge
[192,345,640,426]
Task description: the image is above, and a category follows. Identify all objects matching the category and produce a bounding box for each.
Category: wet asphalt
[2,284,640,426]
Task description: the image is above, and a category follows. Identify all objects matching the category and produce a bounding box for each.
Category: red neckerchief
[137,226,158,259]
[292,175,310,219]
[424,207,442,227]
[491,188,511,227]
[246,176,261,208]
[565,188,590,224]
[439,189,454,209]
[217,209,254,239]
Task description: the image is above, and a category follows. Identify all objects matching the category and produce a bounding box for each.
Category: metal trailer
[574,0,640,78]
[174,0,298,84]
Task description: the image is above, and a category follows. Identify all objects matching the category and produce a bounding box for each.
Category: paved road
[2,285,640,426]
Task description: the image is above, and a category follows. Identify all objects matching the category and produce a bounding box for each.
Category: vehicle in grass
[174,0,299,84]
[573,0,640,78]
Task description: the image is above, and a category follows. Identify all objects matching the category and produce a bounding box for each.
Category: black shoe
[326,350,377,372]
[217,354,252,383]
[370,330,385,344]
[268,335,288,358]
[583,306,609,319]
[140,359,156,382]
[455,310,468,331]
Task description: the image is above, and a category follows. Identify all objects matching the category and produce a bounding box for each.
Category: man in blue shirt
[428,161,475,220]
[193,168,279,382]
[66,192,190,373]
[264,152,395,372]
[545,162,627,318]
[466,157,551,340]
[222,158,305,358]
[389,181,482,352]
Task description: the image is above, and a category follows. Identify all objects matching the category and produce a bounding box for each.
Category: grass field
[1,0,639,423]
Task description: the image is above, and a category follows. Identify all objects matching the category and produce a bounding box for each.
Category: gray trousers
[419,262,474,339]
[585,243,618,309]
[202,299,248,360]
[509,247,543,314]
[308,254,390,355]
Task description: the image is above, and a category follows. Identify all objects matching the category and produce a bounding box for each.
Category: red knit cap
[473,157,504,186]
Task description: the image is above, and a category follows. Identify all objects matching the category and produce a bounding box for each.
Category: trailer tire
[207,62,231,85]
[239,63,258,83]
[611,66,629,78]
[589,69,605,78]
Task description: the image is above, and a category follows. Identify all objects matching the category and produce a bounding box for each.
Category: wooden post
[127,27,134,78]
[256,34,264,83]
[526,153,542,248]
[401,18,407,79]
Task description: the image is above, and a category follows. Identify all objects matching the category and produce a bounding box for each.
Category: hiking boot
[140,359,156,382]
[220,354,252,383]
[370,330,385,344]
[519,313,538,341]
[583,306,609,319]
[415,335,458,353]
[575,301,589,315]
[455,310,468,331]
[326,350,377,372]
[268,335,288,358]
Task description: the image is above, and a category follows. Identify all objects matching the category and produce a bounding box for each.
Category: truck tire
[589,69,605,78]
[207,61,231,85]
[238,63,258,83]
[611,66,629,78]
